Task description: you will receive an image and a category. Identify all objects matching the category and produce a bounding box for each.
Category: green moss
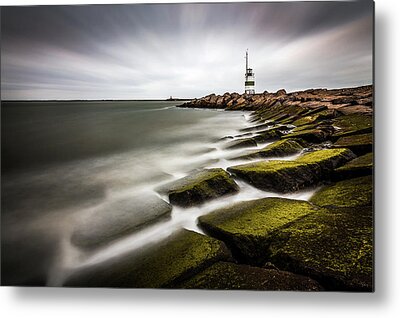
[310,175,373,208]
[269,205,373,291]
[292,115,319,127]
[178,261,322,291]
[233,139,303,160]
[281,128,331,143]
[297,148,355,165]
[161,168,239,207]
[332,114,373,134]
[332,127,373,139]
[65,229,231,288]
[227,148,355,192]
[292,122,320,132]
[335,152,373,179]
[292,110,336,127]
[333,133,373,155]
[199,197,319,264]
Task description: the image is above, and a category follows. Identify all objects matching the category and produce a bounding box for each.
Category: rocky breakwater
[179,85,373,115]
[65,85,373,291]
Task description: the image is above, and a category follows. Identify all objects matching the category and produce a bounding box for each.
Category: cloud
[1,1,373,100]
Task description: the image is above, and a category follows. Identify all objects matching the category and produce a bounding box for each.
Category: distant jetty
[178,85,372,116]
[166,96,189,101]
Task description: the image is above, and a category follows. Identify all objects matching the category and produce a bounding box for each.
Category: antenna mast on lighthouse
[244,49,255,95]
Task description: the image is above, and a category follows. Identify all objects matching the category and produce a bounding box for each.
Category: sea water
[1,101,315,286]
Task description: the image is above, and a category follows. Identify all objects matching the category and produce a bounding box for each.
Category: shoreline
[62,85,373,291]
[2,87,374,291]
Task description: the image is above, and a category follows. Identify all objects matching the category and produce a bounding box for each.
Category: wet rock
[292,109,337,127]
[337,105,373,115]
[331,96,358,105]
[333,133,373,155]
[198,198,319,264]
[310,175,372,208]
[178,261,323,291]
[232,132,253,138]
[227,148,355,192]
[224,137,258,150]
[334,152,373,180]
[158,168,239,207]
[239,123,272,132]
[71,192,172,249]
[269,205,373,291]
[281,128,333,143]
[65,229,231,288]
[331,127,373,140]
[252,128,282,143]
[232,139,303,160]
[331,114,373,137]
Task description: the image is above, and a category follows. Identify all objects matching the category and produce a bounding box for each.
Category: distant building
[245,50,255,95]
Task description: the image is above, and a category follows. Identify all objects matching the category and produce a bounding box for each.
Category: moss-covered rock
[252,128,283,143]
[178,261,323,291]
[70,193,172,249]
[64,229,231,288]
[269,205,373,291]
[281,128,332,143]
[310,175,372,208]
[331,127,373,140]
[232,139,303,160]
[224,137,257,150]
[292,110,337,127]
[198,198,319,264]
[332,114,373,137]
[333,133,373,155]
[227,148,355,192]
[334,152,373,179]
[291,120,333,133]
[158,168,239,207]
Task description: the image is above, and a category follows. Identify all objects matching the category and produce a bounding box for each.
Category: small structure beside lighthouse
[244,50,255,95]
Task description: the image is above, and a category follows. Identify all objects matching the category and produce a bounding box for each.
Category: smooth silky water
[1,101,317,286]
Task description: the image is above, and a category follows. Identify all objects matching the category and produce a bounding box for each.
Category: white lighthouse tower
[245,50,255,95]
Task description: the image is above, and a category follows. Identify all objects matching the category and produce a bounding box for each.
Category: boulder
[276,89,287,96]
[71,192,172,249]
[178,261,323,291]
[281,128,332,143]
[292,109,337,127]
[331,127,372,140]
[157,168,239,207]
[333,133,373,155]
[337,105,373,115]
[232,139,303,160]
[227,148,355,192]
[198,197,319,264]
[310,175,373,208]
[291,120,333,133]
[334,152,373,180]
[269,205,373,291]
[65,229,231,288]
[224,137,258,150]
[252,128,282,143]
[331,114,373,137]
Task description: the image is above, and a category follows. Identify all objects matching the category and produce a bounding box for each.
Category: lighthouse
[244,50,255,95]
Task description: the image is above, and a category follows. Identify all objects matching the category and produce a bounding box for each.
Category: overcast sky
[1,1,373,100]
